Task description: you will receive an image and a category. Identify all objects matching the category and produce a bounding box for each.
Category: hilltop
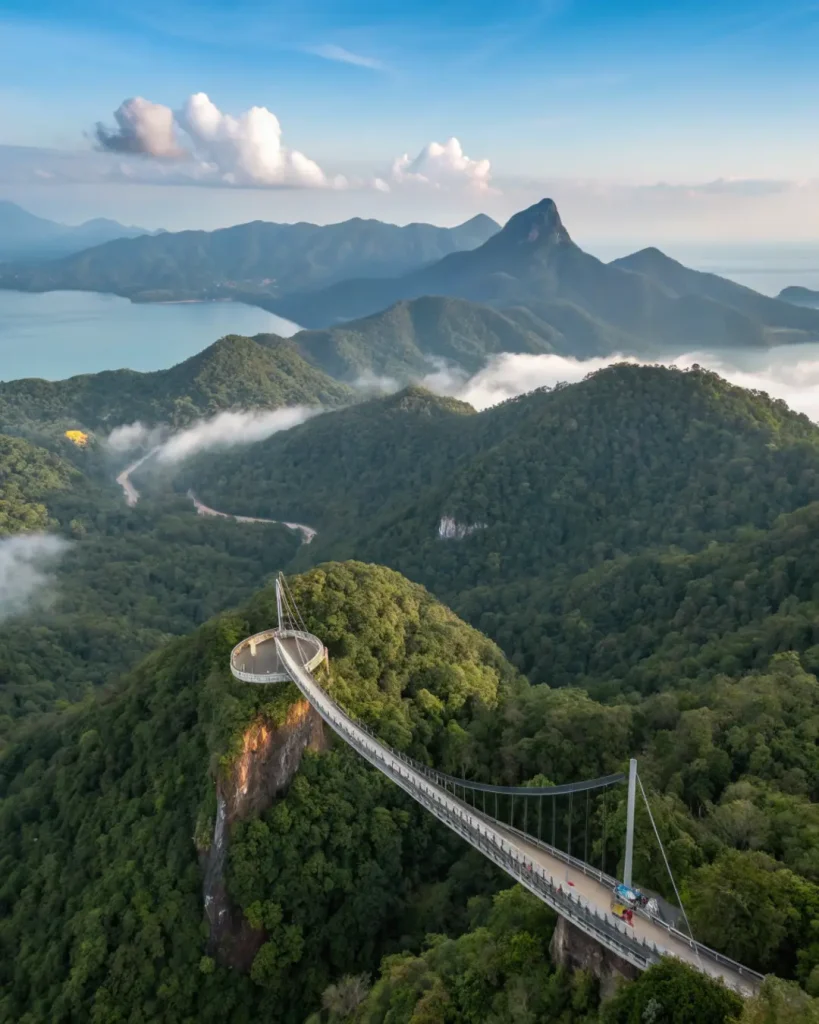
[0,562,520,1022]
[0,212,499,302]
[0,333,353,436]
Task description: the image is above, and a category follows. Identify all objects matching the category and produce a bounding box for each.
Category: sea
[0,243,818,387]
[0,291,301,382]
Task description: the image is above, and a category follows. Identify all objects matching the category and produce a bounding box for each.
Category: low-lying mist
[0,534,70,623]
[108,406,320,465]
[418,347,819,420]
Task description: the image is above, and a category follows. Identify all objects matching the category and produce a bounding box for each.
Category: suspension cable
[637,773,701,966]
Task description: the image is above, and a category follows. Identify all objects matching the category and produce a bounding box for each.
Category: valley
[3,197,819,1024]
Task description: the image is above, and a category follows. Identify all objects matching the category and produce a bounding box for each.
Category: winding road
[115,452,316,543]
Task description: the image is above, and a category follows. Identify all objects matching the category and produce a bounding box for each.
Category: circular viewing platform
[230,628,324,684]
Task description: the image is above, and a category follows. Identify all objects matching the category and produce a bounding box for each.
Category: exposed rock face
[201,699,325,970]
[549,915,640,1001]
[438,515,486,539]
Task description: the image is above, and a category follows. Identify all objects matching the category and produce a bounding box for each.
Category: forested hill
[293,296,559,381]
[0,563,522,1023]
[289,293,631,383]
[0,434,79,535]
[170,385,478,547]
[0,212,499,302]
[176,364,819,687]
[270,199,819,355]
[184,363,819,574]
[5,562,819,1021]
[0,334,353,436]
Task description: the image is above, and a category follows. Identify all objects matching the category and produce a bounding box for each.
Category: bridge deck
[275,633,759,998]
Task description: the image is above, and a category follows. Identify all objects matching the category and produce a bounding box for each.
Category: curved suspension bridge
[229,574,763,998]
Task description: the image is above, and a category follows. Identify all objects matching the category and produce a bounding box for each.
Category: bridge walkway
[275,633,761,997]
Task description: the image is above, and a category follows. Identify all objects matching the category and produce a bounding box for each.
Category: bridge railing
[333,710,764,987]
[276,642,671,973]
[277,634,762,992]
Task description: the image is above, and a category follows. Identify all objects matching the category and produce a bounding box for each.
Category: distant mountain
[269,199,819,352]
[294,296,561,380]
[0,334,353,435]
[778,285,819,309]
[0,200,151,261]
[0,212,500,302]
[612,247,819,335]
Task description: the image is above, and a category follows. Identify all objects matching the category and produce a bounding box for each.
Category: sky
[0,0,817,241]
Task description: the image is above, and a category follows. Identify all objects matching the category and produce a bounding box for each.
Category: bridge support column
[276,579,284,632]
[549,916,639,1001]
[624,758,637,888]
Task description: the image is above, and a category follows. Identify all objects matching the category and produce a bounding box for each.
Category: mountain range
[269,200,819,352]
[0,212,499,301]
[0,200,153,261]
[4,198,819,369]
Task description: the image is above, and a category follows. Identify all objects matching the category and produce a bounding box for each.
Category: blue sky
[0,0,817,240]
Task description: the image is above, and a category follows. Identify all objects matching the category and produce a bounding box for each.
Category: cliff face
[549,916,639,1001]
[202,698,325,970]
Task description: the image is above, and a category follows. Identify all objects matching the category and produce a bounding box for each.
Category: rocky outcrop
[549,915,640,1001]
[201,699,325,970]
[438,515,486,540]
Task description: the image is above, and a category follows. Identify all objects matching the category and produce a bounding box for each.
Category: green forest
[0,334,351,437]
[4,363,819,1022]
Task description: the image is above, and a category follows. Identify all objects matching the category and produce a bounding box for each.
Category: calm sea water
[0,291,301,382]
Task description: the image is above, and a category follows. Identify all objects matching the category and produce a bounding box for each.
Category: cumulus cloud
[391,138,493,192]
[154,406,320,463]
[94,93,342,189]
[95,97,186,159]
[0,534,70,623]
[418,348,819,422]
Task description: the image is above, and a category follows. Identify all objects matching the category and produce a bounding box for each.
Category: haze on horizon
[0,0,817,243]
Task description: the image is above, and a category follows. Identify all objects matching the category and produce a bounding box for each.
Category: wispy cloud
[306,44,386,70]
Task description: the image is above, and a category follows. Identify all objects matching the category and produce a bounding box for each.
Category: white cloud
[391,138,493,192]
[154,406,320,463]
[95,97,186,159]
[420,348,819,422]
[307,44,385,70]
[106,421,165,453]
[94,93,342,189]
[0,533,70,622]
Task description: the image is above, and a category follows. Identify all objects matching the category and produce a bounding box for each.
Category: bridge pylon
[623,758,637,888]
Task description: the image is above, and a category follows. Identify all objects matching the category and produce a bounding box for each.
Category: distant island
[778,285,819,308]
